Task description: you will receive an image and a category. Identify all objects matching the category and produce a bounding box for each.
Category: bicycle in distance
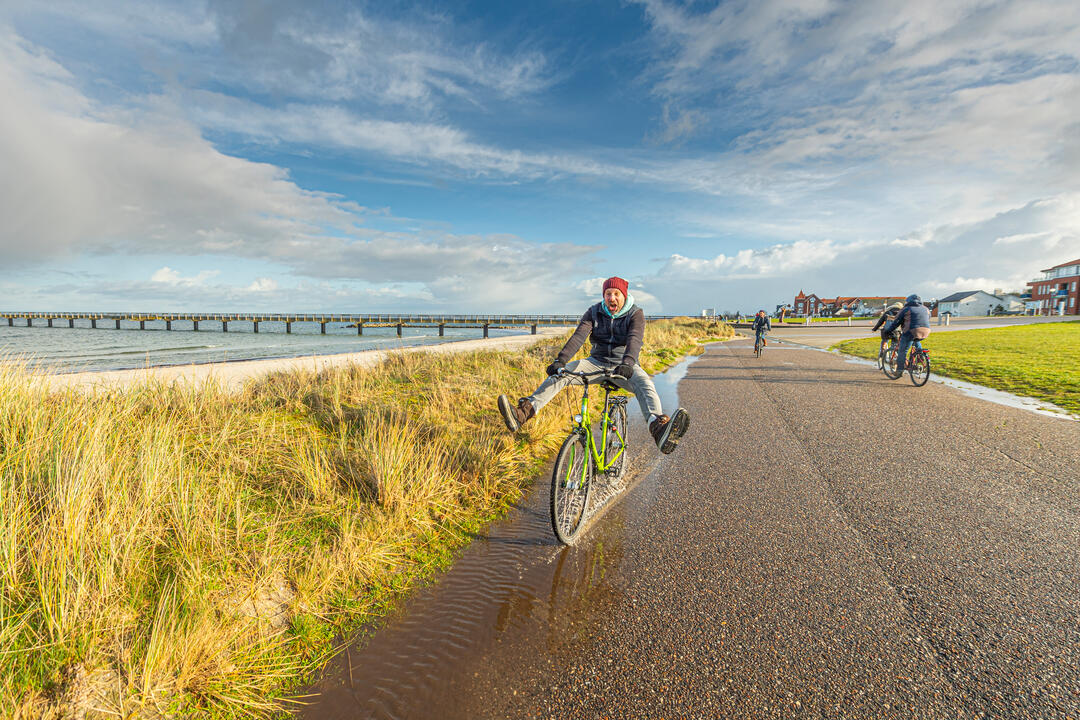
[549,368,629,545]
[754,333,769,358]
[879,332,931,387]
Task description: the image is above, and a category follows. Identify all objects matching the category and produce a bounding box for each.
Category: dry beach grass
[0,317,731,718]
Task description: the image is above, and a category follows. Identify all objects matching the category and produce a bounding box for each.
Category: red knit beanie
[602,276,629,296]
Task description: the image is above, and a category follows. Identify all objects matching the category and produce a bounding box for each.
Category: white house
[937,290,1009,316]
[996,293,1024,313]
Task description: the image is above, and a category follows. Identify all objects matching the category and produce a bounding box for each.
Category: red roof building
[792,292,905,316]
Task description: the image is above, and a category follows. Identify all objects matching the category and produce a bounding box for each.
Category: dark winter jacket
[752,315,771,333]
[872,307,901,333]
[556,302,646,367]
[884,301,931,340]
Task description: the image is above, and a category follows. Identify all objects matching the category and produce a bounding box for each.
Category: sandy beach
[38,327,566,393]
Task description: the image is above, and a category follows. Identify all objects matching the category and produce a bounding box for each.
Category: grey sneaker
[650,408,689,454]
[497,395,535,432]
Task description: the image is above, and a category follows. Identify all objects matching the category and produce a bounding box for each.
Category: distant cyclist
[752,310,771,348]
[883,294,931,373]
[871,301,904,354]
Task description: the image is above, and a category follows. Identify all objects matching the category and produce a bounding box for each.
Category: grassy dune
[832,321,1080,416]
[0,317,731,719]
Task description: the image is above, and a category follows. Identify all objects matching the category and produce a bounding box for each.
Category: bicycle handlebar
[556,368,616,382]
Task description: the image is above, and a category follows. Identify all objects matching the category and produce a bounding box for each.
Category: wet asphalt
[306,337,1080,719]
[462,338,1080,719]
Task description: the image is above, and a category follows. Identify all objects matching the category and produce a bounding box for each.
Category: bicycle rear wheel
[602,400,628,481]
[909,350,930,386]
[550,432,594,544]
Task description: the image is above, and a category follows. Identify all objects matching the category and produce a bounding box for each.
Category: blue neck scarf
[601,293,635,319]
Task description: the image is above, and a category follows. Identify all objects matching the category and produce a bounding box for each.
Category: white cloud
[633,0,1080,227]
[150,267,220,286]
[246,277,278,293]
[646,193,1080,311]
[4,1,553,112]
[0,28,605,311]
[0,28,357,262]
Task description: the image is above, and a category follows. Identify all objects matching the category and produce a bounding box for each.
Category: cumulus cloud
[646,193,1080,311]
[0,27,605,312]
[4,0,553,112]
[634,0,1080,224]
[3,1,1079,317]
[246,277,278,293]
[0,29,357,260]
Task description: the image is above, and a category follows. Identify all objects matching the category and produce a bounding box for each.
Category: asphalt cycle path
[305,337,1080,719]
[461,338,1079,719]
[758,314,1077,350]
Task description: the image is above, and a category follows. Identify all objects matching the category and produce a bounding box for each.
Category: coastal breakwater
[1,312,586,338]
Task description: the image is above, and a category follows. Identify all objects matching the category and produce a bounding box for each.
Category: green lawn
[831,321,1080,416]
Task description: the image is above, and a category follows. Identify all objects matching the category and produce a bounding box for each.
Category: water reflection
[299,357,693,719]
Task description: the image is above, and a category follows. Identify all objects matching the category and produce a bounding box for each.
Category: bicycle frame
[883,341,930,374]
[564,371,627,475]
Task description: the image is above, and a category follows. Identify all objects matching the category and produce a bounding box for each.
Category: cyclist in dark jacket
[496,276,689,454]
[871,301,903,355]
[884,294,931,372]
[751,310,771,348]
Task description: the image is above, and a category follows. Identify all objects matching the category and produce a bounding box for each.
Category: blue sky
[1,0,1078,314]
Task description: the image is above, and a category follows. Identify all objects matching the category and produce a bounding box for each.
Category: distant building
[792,291,905,317]
[937,290,1005,317]
[996,293,1025,313]
[1026,258,1080,315]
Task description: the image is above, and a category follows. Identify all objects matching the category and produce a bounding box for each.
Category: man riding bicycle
[883,294,931,373]
[496,276,689,454]
[752,310,771,348]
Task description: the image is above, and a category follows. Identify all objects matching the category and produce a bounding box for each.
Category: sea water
[0,320,526,374]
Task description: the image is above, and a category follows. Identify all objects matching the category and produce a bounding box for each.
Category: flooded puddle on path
[299,357,699,720]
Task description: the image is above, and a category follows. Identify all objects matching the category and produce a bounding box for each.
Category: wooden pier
[0,312,580,338]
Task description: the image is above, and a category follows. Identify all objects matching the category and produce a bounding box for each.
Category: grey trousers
[527,357,663,419]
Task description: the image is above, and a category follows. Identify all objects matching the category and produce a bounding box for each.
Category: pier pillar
[115,319,121,330]
[531,324,537,335]
[396,323,403,337]
[253,321,259,333]
[438,323,444,337]
[320,322,327,335]
[91,319,97,329]
[223,321,228,332]
[48,318,53,328]
[194,320,200,331]
[6,318,10,326]
[483,324,489,339]
[357,323,362,336]
[26,318,31,328]
[286,321,292,334]
[140,320,145,330]
[69,319,74,328]
[166,320,172,330]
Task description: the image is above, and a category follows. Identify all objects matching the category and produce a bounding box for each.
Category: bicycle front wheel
[909,350,930,387]
[602,401,628,481]
[882,341,902,379]
[550,432,594,544]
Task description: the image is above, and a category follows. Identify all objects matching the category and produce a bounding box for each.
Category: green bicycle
[550,368,629,545]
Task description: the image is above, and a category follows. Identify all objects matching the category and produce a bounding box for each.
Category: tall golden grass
[0,318,730,718]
